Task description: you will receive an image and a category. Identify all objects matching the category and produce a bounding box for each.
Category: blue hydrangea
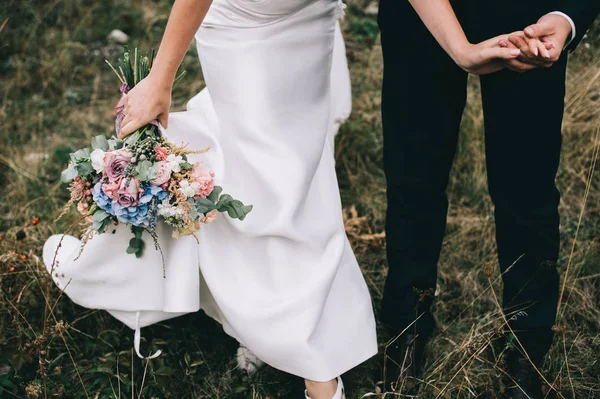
[92,182,115,216]
[92,182,168,227]
[112,202,150,226]
[139,184,169,204]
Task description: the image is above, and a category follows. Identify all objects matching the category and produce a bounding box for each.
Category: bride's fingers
[482,46,520,62]
[509,36,530,56]
[119,118,143,138]
[120,112,135,130]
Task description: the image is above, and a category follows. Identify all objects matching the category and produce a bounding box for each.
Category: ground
[1,1,599,398]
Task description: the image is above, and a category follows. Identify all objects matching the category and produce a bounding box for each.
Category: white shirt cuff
[548,11,576,49]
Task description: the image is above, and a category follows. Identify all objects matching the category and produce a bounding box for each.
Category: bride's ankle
[304,378,337,399]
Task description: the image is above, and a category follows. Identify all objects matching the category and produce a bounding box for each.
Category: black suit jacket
[561,0,600,50]
[458,0,599,50]
[381,0,599,52]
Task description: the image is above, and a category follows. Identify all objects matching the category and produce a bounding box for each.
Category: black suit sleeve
[561,0,600,51]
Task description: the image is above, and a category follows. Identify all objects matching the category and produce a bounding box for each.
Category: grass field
[1,1,599,398]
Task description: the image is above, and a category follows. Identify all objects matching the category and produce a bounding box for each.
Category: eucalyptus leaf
[195,198,216,214]
[92,210,110,222]
[91,135,109,151]
[216,194,234,211]
[71,148,91,162]
[226,203,253,220]
[128,238,144,249]
[75,161,94,176]
[60,166,78,182]
[135,160,157,181]
[108,138,124,150]
[207,186,223,202]
[124,132,139,146]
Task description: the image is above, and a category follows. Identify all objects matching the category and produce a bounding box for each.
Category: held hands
[453,14,571,75]
[454,35,522,75]
[119,73,172,139]
[498,13,573,73]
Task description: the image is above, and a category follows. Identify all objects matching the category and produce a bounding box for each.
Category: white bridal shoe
[236,344,264,374]
[305,377,345,399]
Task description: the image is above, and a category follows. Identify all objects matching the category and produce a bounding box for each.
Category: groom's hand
[499,34,554,72]
[524,13,573,59]
[499,13,572,72]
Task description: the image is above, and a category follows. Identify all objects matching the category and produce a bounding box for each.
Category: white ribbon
[134,312,162,360]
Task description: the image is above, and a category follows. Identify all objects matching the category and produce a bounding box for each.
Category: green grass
[1,1,599,398]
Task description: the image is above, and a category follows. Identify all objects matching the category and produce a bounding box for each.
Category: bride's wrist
[449,41,472,68]
[148,68,175,91]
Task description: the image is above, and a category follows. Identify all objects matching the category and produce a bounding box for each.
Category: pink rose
[102,178,122,201]
[104,150,132,181]
[151,161,172,187]
[116,177,142,207]
[191,165,215,199]
[76,201,89,215]
[201,209,218,224]
[155,146,168,161]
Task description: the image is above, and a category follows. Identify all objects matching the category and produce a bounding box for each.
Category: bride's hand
[453,35,522,75]
[119,74,172,139]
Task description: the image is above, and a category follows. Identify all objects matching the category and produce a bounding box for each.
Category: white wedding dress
[43,0,377,382]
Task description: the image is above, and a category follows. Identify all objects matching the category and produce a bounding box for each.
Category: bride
[44,0,528,398]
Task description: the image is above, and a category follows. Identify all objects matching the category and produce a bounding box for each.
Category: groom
[378,0,599,397]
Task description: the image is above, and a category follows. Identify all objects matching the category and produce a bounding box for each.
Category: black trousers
[378,0,565,365]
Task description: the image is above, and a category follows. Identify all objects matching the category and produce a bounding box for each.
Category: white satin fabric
[43,0,376,381]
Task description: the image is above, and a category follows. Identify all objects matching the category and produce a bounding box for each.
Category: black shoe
[502,350,543,399]
[383,332,426,393]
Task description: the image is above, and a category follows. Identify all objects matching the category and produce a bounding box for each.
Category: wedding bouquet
[59,47,252,259]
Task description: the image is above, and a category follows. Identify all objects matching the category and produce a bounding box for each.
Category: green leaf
[153,367,174,376]
[60,166,78,182]
[189,359,204,367]
[71,148,91,162]
[180,162,193,171]
[172,69,187,90]
[0,375,15,389]
[131,225,145,238]
[135,160,157,182]
[91,135,110,151]
[128,238,144,249]
[92,210,110,222]
[75,161,94,176]
[124,131,140,146]
[228,204,253,220]
[207,186,223,202]
[216,194,234,211]
[126,246,137,255]
[195,198,216,214]
[108,137,124,150]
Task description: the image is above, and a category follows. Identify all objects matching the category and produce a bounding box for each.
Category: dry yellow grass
[0,1,599,397]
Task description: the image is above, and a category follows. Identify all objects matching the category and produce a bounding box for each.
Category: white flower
[90,149,106,173]
[166,154,184,173]
[178,180,196,198]
[157,202,184,218]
